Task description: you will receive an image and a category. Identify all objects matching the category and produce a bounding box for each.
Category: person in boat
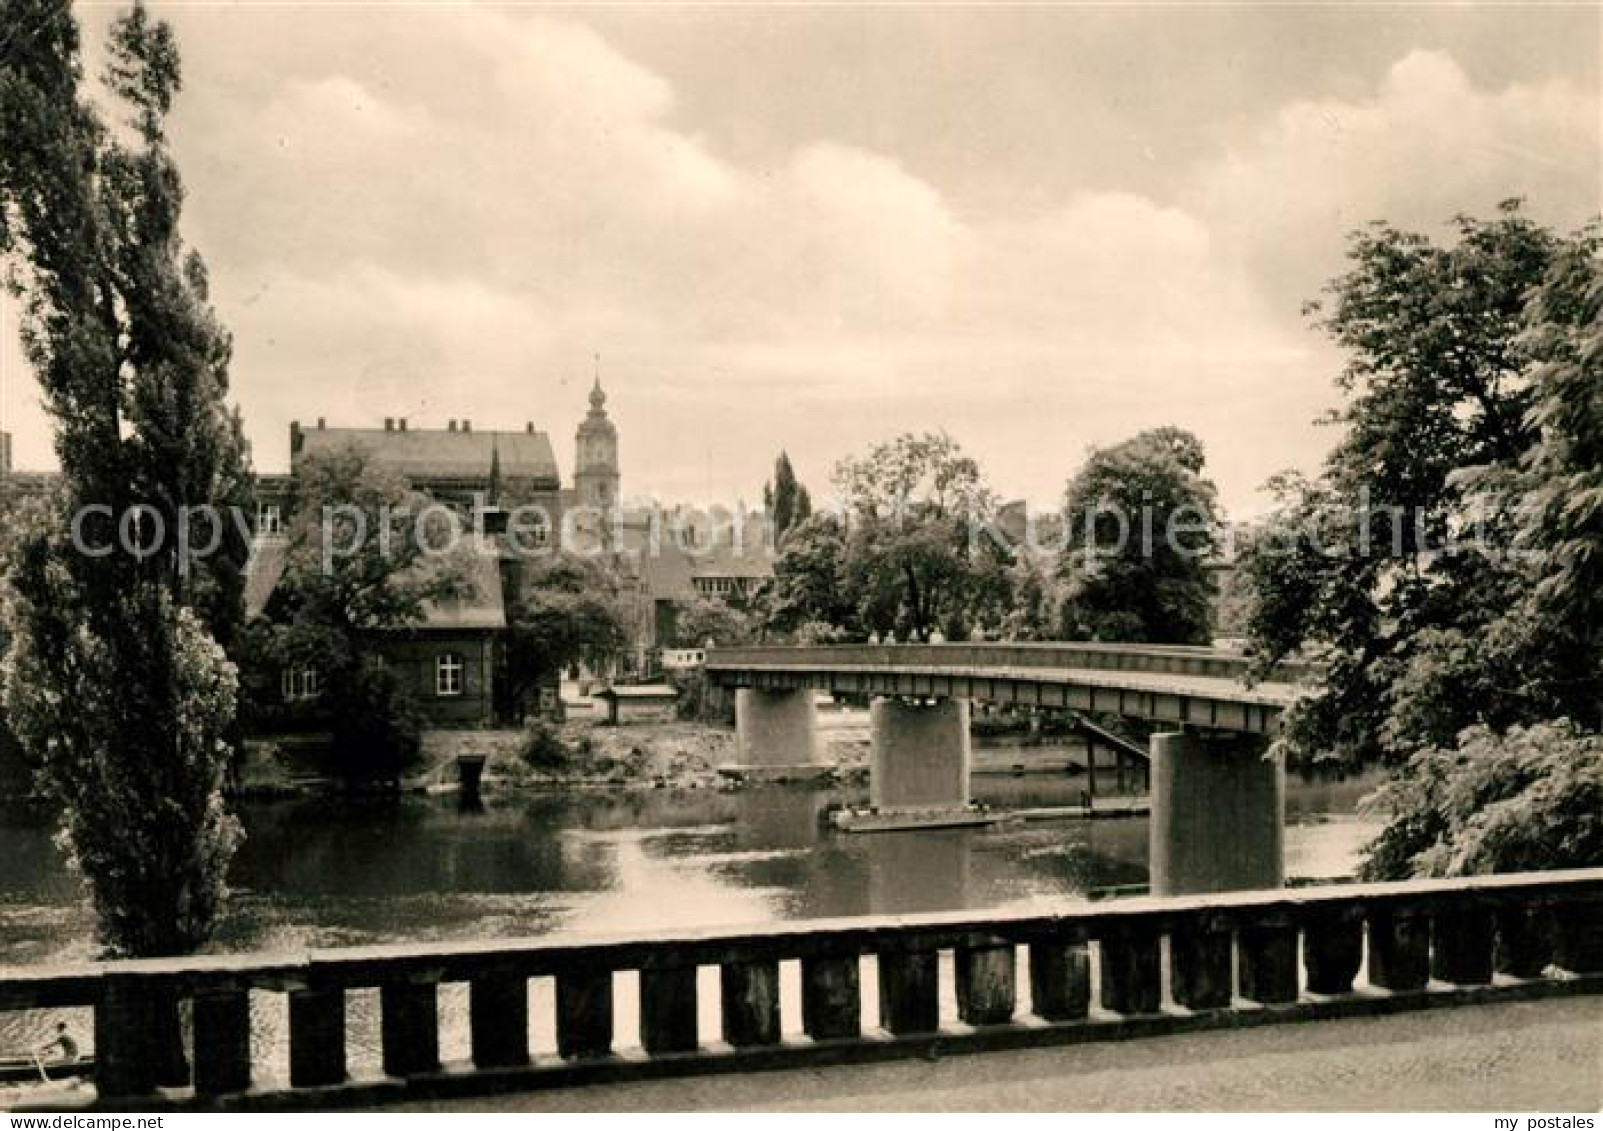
[31,1022,79,1082]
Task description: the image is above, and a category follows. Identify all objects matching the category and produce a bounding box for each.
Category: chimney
[526,422,534,434]
[316,417,325,430]
[384,418,395,432]
[462,419,472,433]
[398,417,407,432]
[448,420,457,432]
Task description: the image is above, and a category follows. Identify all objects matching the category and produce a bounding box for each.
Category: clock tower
[573,375,620,511]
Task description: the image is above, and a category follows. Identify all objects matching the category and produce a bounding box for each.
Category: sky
[2,2,1599,515]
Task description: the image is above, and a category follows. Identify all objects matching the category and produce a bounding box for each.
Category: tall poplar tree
[0,0,250,958]
[763,451,812,545]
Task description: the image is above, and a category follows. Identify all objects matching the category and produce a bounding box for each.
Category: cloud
[1187,50,1600,305]
[5,16,1595,517]
[182,21,1413,510]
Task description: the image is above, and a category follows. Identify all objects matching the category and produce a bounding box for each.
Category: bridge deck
[390,994,1600,1112]
[708,646,1308,734]
[719,662,1299,706]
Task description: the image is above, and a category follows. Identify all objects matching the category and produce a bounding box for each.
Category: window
[436,652,464,697]
[257,503,283,537]
[281,666,319,702]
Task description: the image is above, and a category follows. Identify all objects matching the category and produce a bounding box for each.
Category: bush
[794,620,850,646]
[1360,720,1603,880]
[669,668,734,724]
[518,721,571,772]
[329,665,423,784]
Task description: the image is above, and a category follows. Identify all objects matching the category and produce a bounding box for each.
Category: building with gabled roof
[247,382,624,728]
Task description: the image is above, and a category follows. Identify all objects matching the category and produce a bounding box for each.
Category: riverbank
[237,719,876,797]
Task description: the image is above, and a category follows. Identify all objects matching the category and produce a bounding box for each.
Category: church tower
[573,374,620,510]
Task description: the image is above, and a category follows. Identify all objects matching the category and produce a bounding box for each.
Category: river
[0,761,1381,1081]
[0,764,1381,966]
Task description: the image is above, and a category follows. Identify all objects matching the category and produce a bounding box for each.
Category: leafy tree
[760,512,856,636]
[502,552,631,719]
[1242,203,1602,880]
[833,432,1011,638]
[246,445,471,781]
[1361,722,1603,880]
[673,593,756,647]
[1058,426,1219,644]
[1496,239,1603,729]
[999,550,1066,641]
[0,0,248,961]
[762,451,812,545]
[1244,204,1592,771]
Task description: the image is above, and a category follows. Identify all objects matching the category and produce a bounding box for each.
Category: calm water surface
[0,764,1381,967]
[0,760,1381,1081]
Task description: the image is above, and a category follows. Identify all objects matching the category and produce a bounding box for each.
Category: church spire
[575,354,620,513]
[589,353,607,413]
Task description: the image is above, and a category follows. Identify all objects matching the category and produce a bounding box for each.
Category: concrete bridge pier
[1150,730,1284,896]
[729,688,822,781]
[869,697,972,811]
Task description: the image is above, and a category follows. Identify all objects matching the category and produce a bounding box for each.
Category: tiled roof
[689,543,774,580]
[243,539,290,619]
[295,426,559,483]
[636,544,698,602]
[597,684,679,700]
[243,538,505,631]
[630,541,776,602]
[416,548,506,631]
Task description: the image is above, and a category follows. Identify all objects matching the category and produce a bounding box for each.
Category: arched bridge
[705,642,1314,737]
[704,642,1321,896]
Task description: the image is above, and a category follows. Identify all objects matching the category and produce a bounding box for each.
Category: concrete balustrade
[191,986,251,1096]
[720,960,780,1047]
[878,949,939,1034]
[2,870,1599,1111]
[469,974,529,1068]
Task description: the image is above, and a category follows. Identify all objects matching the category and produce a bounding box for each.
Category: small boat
[0,1056,94,1086]
[828,804,1018,833]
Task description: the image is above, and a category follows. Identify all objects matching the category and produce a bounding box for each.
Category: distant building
[246,382,624,728]
[3,374,776,730]
[659,647,707,671]
[628,518,775,654]
[245,537,508,728]
[0,431,60,508]
[290,415,565,513]
[572,379,620,512]
[595,683,679,726]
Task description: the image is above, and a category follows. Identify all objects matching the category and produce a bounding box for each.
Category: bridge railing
[2,869,1599,1109]
[704,642,1319,684]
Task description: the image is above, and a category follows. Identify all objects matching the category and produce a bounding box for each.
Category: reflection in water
[0,768,1381,1079]
[0,771,1381,968]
